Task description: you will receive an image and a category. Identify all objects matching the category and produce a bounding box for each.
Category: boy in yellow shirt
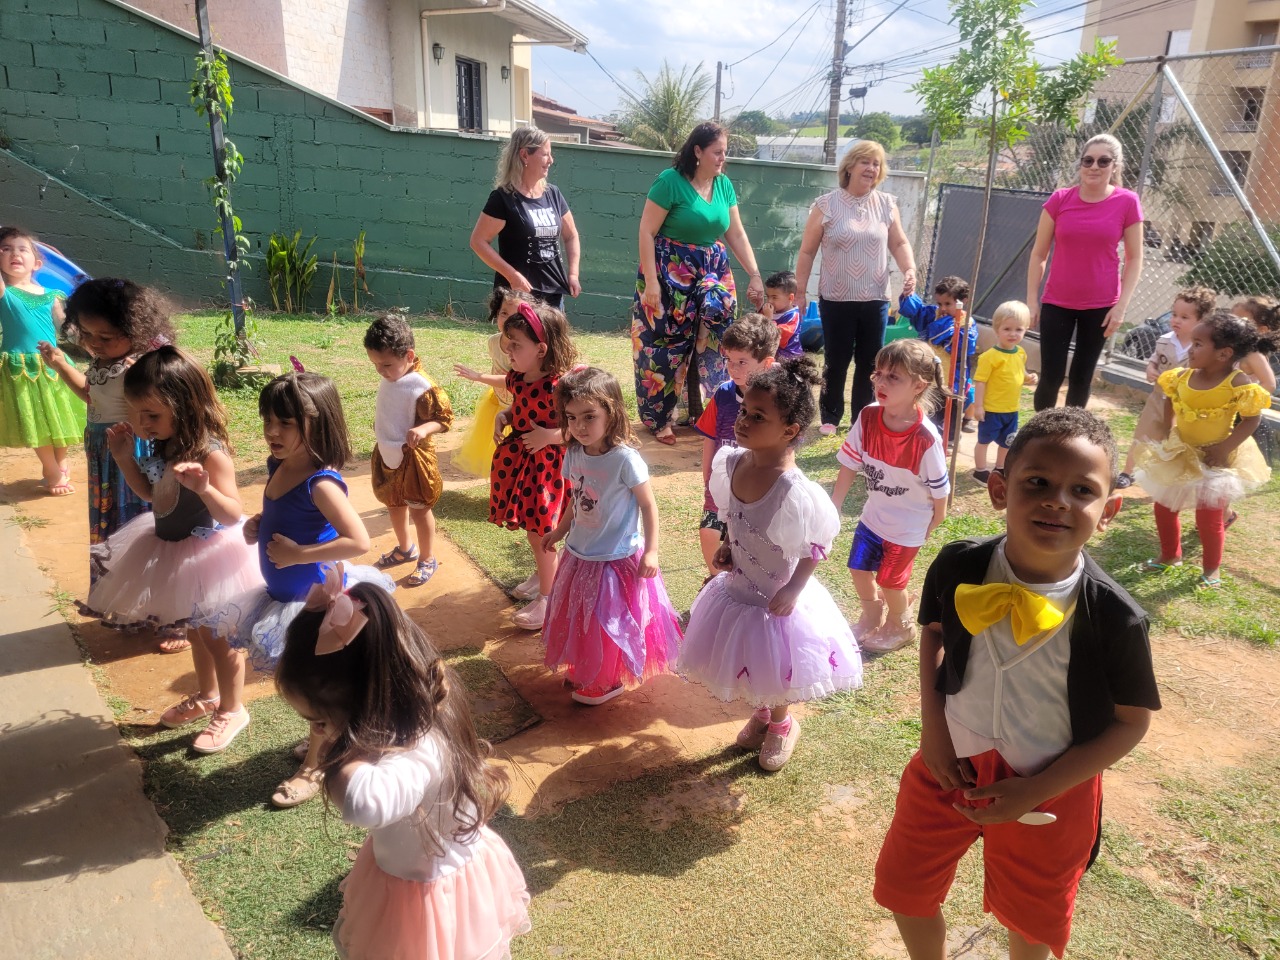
[969,301,1031,482]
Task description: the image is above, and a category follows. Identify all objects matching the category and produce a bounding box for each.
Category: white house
[756,136,859,164]
[129,0,588,132]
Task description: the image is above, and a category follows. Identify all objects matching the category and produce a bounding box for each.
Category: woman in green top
[632,122,764,443]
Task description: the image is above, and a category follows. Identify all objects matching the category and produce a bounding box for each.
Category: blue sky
[533,0,1091,122]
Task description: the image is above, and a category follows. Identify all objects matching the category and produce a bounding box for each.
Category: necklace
[847,188,874,216]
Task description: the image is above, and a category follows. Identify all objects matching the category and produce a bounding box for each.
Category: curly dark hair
[1005,407,1118,489]
[363,314,415,356]
[501,301,578,376]
[746,355,823,442]
[123,345,231,462]
[672,121,728,177]
[0,225,39,248]
[1173,285,1216,320]
[1233,296,1278,333]
[933,275,972,302]
[1198,309,1280,361]
[257,371,353,469]
[63,278,175,353]
[722,313,780,361]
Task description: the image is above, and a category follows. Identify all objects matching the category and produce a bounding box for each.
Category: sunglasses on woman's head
[1080,155,1114,168]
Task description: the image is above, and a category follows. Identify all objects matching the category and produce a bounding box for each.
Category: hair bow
[289,355,306,374]
[303,563,367,655]
[517,301,545,343]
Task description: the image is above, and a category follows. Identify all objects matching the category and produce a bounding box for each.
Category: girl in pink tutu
[540,367,683,705]
[275,577,530,960]
[679,356,863,771]
[83,345,262,656]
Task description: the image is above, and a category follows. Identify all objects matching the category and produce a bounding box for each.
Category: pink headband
[303,563,367,655]
[517,301,545,343]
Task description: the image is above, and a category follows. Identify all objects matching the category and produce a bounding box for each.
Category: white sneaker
[509,572,541,600]
[511,594,548,630]
[571,685,625,706]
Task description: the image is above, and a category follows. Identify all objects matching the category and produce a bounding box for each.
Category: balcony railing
[1237,52,1275,68]
[1224,120,1260,132]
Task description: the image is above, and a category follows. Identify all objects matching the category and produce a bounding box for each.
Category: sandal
[1197,574,1222,589]
[1115,472,1135,489]
[375,545,419,569]
[654,429,677,446]
[1141,558,1183,572]
[157,635,192,654]
[45,470,75,497]
[271,766,325,808]
[405,557,438,587]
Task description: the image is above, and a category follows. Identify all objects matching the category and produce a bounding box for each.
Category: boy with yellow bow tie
[873,407,1161,960]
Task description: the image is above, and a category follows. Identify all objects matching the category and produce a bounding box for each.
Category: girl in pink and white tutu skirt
[275,580,530,960]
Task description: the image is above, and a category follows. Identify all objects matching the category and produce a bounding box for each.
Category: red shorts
[847,521,920,591]
[873,749,1102,958]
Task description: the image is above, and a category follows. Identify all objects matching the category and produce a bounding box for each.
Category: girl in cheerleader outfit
[40,278,175,581]
[680,357,863,771]
[0,227,84,494]
[83,347,262,654]
[540,367,683,705]
[453,289,527,478]
[275,580,530,960]
[1134,311,1275,586]
[185,371,392,809]
[487,301,577,629]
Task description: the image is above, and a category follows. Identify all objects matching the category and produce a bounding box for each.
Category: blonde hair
[875,339,947,413]
[1077,133,1124,186]
[838,140,888,190]
[494,126,550,192]
[992,300,1031,329]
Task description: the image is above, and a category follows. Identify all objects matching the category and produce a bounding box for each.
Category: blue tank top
[257,460,346,602]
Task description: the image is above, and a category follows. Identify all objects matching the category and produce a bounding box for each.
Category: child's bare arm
[265,478,370,568]
[173,448,243,526]
[701,438,715,493]
[107,423,154,501]
[37,342,89,402]
[969,381,987,420]
[831,464,858,511]
[918,622,975,791]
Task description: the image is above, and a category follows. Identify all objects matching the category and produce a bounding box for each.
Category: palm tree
[619,61,713,151]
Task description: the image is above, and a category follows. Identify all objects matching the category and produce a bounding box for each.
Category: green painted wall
[0,0,839,328]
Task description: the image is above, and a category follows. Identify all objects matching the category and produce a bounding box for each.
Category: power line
[734,2,825,115]
[726,0,823,68]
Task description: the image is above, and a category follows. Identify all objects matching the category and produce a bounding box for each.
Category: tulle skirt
[199,564,395,670]
[0,352,84,449]
[332,828,531,960]
[1133,429,1271,511]
[543,550,683,692]
[679,572,863,708]
[453,388,502,479]
[82,515,264,630]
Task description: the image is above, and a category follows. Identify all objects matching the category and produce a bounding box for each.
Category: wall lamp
[500,65,510,80]
[432,42,445,65]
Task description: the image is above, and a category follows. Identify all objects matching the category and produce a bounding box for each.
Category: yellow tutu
[453,388,502,478]
[1133,429,1270,511]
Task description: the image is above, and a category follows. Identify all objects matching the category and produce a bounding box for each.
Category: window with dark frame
[456,57,483,132]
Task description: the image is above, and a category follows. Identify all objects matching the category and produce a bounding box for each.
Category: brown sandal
[271,766,324,808]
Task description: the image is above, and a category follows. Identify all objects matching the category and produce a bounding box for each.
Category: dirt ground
[4,394,1278,832]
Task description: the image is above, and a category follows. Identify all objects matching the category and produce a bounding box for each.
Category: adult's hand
[1027,297,1041,331]
[508,271,533,294]
[745,274,765,310]
[1102,302,1127,338]
[900,267,917,298]
[568,275,582,298]
[641,277,663,318]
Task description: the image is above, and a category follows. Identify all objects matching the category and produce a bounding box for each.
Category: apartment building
[1080,0,1279,251]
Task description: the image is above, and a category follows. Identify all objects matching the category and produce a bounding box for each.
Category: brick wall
[0,0,916,329]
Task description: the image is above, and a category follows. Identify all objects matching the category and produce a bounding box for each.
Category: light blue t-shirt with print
[563,444,648,561]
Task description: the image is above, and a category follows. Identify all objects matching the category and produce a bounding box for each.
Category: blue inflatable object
[34,241,92,295]
[799,299,824,351]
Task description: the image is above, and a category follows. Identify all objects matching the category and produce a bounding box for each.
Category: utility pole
[824,0,849,165]
[714,61,723,121]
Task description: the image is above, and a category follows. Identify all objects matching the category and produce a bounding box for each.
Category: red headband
[517,301,545,343]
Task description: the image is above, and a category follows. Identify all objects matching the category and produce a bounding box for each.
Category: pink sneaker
[160,692,220,729]
[735,715,770,751]
[819,423,837,436]
[192,708,250,754]
[759,717,801,771]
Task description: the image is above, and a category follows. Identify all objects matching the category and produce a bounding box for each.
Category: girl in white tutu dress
[84,345,262,654]
[186,371,392,809]
[1134,311,1276,586]
[541,367,683,705]
[680,356,863,771]
[275,578,530,960]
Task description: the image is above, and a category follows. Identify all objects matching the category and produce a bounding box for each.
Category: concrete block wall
[0,0,876,329]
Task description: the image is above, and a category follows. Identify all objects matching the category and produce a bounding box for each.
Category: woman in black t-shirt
[470,127,581,310]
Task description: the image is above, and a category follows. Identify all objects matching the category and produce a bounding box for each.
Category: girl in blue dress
[182,371,392,808]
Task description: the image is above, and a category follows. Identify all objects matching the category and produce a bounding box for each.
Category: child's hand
[711,543,733,572]
[493,410,512,444]
[762,300,776,319]
[637,548,659,579]
[1023,371,1039,386]
[37,341,67,369]
[453,362,483,382]
[953,774,1045,825]
[172,462,210,494]
[106,422,136,461]
[406,424,430,449]
[242,513,262,544]
[540,528,564,552]
[1145,361,1159,384]
[522,425,559,453]
[768,581,802,616]
[1202,442,1229,467]
[921,721,976,793]
[266,532,303,568]
[967,403,985,422]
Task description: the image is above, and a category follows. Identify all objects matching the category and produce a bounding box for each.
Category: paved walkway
[0,503,233,960]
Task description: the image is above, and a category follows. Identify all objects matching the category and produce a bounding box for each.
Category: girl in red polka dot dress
[490,301,578,629]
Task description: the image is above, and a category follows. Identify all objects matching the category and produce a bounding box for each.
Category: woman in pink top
[1027,133,1145,410]
[795,140,918,433]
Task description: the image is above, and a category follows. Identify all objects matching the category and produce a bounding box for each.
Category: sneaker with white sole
[860,617,916,655]
[511,594,548,630]
[819,423,837,436]
[759,717,801,771]
[570,685,624,706]
[509,572,541,600]
[192,708,250,754]
[161,692,219,729]
[735,715,770,751]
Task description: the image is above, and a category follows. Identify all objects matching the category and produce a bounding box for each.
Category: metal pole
[714,61,722,121]
[195,0,246,337]
[1160,63,1280,274]
[824,0,848,165]
[1122,43,1280,65]
[1134,67,1164,199]
[914,127,939,261]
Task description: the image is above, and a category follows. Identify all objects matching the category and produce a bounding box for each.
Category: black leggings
[819,298,889,426]
[1034,302,1111,410]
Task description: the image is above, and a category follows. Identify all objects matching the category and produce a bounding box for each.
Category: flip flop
[45,470,75,496]
[655,431,677,446]
[157,636,192,654]
[1224,511,1238,530]
[1197,574,1222,589]
[1141,558,1183,572]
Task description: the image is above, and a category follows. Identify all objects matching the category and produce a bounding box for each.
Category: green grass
[132,310,1280,959]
